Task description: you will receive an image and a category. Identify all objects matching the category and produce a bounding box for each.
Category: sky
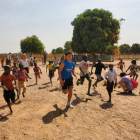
[0,0,140,53]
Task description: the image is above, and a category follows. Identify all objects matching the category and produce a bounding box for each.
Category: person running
[19,54,30,74]
[29,55,33,66]
[11,62,18,78]
[1,56,4,68]
[91,59,107,88]
[77,55,92,96]
[6,53,11,66]
[15,55,19,66]
[33,63,42,84]
[60,55,65,62]
[104,64,117,102]
[46,60,55,85]
[43,51,47,65]
[58,51,77,108]
[54,56,59,67]
[0,65,16,114]
[126,59,139,81]
[118,58,125,72]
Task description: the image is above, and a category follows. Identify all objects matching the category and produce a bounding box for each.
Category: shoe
[128,90,132,94]
[87,92,92,96]
[67,102,73,108]
[76,79,81,86]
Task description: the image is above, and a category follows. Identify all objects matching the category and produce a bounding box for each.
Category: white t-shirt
[7,54,11,60]
[79,60,89,76]
[54,59,59,64]
[104,69,117,82]
[22,59,29,68]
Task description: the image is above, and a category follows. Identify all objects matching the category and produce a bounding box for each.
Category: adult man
[43,51,47,64]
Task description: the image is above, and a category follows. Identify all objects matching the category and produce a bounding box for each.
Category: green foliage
[71,9,120,54]
[119,44,130,54]
[56,47,64,54]
[51,49,56,54]
[106,45,117,55]
[64,41,72,52]
[20,35,45,54]
[130,43,140,54]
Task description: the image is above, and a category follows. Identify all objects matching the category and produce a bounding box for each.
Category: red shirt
[119,62,125,68]
[0,73,16,90]
[17,70,26,81]
[1,58,4,63]
[33,66,40,74]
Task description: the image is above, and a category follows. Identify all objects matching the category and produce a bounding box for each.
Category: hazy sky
[0,0,139,53]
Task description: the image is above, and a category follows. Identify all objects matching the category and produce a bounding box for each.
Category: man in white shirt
[104,64,117,102]
[77,55,92,96]
[54,56,59,67]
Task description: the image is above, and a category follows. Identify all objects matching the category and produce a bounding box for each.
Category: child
[77,55,92,96]
[118,58,125,72]
[42,58,44,65]
[0,65,16,114]
[126,59,138,81]
[17,63,30,99]
[46,60,55,85]
[58,52,77,108]
[11,62,18,78]
[104,64,117,102]
[54,56,59,67]
[33,57,36,66]
[33,63,42,84]
[1,57,4,68]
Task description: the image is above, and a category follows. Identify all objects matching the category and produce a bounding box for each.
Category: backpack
[131,78,138,88]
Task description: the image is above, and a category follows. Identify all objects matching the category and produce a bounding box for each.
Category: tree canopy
[130,43,140,54]
[71,9,120,55]
[64,41,72,52]
[20,35,45,54]
[119,44,130,54]
[51,49,56,54]
[56,47,64,54]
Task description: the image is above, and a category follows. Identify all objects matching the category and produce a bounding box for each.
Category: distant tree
[119,44,130,54]
[130,43,140,54]
[64,41,72,52]
[20,35,45,54]
[56,47,64,54]
[71,9,120,63]
[51,49,56,54]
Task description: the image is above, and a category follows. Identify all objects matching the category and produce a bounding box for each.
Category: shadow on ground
[100,102,114,109]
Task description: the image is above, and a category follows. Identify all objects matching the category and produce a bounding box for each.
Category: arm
[28,60,30,68]
[1,80,8,91]
[91,66,94,73]
[126,65,131,72]
[58,63,65,86]
[72,69,77,79]
[19,60,22,64]
[39,68,42,74]
[79,67,85,76]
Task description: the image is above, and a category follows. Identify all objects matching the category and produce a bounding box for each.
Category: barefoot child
[104,64,117,102]
[118,58,125,72]
[58,51,77,108]
[33,63,42,84]
[1,57,4,68]
[0,65,16,114]
[11,62,18,78]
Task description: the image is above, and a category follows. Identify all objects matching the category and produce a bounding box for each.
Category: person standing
[43,51,47,65]
[54,56,59,67]
[15,55,19,66]
[6,53,11,66]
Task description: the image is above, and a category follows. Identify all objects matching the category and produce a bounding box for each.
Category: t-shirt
[119,62,125,68]
[104,69,117,82]
[79,60,89,76]
[54,59,59,64]
[130,64,137,73]
[47,64,55,70]
[61,59,75,80]
[120,76,134,90]
[43,53,47,58]
[93,63,105,75]
[1,58,4,63]
[17,70,26,81]
[12,66,18,72]
[0,73,16,90]
[33,66,40,74]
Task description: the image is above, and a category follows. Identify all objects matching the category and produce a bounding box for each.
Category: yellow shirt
[47,64,54,70]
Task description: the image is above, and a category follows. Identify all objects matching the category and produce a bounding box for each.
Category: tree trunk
[93,53,96,64]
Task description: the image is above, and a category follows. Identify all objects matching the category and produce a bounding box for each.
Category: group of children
[0,52,139,114]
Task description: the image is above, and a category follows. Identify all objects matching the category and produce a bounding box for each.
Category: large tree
[56,47,64,54]
[119,44,130,54]
[71,9,120,63]
[130,43,140,54]
[64,41,72,52]
[20,35,45,54]
[51,49,56,54]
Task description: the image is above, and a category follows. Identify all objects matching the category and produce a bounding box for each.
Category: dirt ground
[0,60,140,140]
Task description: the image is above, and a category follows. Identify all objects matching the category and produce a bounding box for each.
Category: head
[4,65,10,74]
[65,52,72,62]
[132,59,136,65]
[109,64,113,70]
[19,63,23,70]
[34,62,37,67]
[13,62,16,67]
[98,59,101,63]
[83,55,88,62]
[22,54,26,60]
[51,60,53,64]
[120,72,126,77]
[120,58,122,62]
[49,60,51,65]
[54,56,56,59]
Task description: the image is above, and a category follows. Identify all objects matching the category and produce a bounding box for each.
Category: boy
[46,60,55,85]
[118,58,125,72]
[126,59,139,81]
[42,58,44,65]
[1,57,4,68]
[33,63,42,84]
[104,64,117,102]
[91,59,107,88]
[58,52,77,108]
[11,62,18,78]
[77,55,92,96]
[0,65,16,114]
[54,56,59,67]
[17,64,30,99]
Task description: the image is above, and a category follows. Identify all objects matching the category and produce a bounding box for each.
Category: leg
[18,81,22,96]
[22,81,26,97]
[68,87,73,102]
[7,102,13,113]
[85,74,92,96]
[80,76,85,85]
[107,81,112,102]
[35,74,37,84]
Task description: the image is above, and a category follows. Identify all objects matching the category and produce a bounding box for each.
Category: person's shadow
[42,104,69,124]
[71,94,92,106]
[91,90,102,97]
[0,113,10,122]
[116,92,137,96]
[100,102,114,109]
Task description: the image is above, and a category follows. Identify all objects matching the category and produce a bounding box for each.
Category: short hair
[120,72,126,77]
[65,51,72,56]
[19,63,23,67]
[83,55,88,59]
[23,54,26,56]
[4,65,10,70]
[109,64,113,67]
[132,59,136,64]
[34,62,37,65]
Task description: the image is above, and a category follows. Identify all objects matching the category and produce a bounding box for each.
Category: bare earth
[0,60,140,140]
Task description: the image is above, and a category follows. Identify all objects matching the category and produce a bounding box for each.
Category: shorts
[62,77,73,91]
[130,71,138,77]
[6,59,11,65]
[44,57,46,63]
[125,83,131,91]
[23,67,29,73]
[35,73,41,79]
[95,74,102,79]
[80,74,91,84]
[3,89,15,103]
[49,70,54,77]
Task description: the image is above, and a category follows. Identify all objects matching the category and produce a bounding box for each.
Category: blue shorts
[95,74,102,79]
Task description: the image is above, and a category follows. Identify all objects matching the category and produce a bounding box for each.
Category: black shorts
[107,81,114,93]
[62,77,73,91]
[23,67,29,73]
[80,74,91,84]
[6,59,11,65]
[3,89,15,103]
[49,70,54,77]
[44,57,47,63]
